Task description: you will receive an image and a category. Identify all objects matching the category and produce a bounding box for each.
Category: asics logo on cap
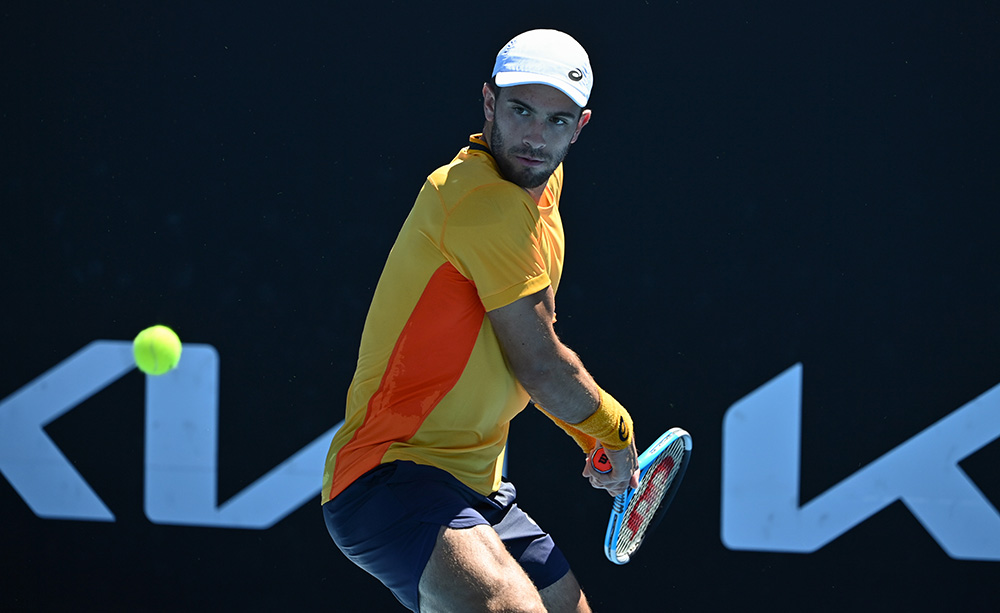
[568,69,583,81]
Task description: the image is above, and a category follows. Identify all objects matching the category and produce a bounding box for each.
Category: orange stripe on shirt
[328,261,485,499]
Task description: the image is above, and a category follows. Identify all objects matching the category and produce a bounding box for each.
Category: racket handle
[591,447,612,474]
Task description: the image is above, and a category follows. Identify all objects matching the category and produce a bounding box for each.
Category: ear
[570,109,592,144]
[482,82,497,122]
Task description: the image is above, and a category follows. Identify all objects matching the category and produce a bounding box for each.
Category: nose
[522,120,546,150]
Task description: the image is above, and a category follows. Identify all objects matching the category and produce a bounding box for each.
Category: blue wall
[3,1,998,610]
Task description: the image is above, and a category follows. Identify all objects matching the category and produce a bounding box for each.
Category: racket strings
[616,438,686,558]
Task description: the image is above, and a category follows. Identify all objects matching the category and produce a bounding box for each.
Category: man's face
[484,83,591,190]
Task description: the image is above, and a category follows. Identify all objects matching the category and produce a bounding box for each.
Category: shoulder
[432,152,518,195]
[548,164,564,199]
[447,183,538,235]
[427,154,535,223]
[438,175,538,259]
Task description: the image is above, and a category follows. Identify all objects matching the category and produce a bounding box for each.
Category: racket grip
[591,447,612,474]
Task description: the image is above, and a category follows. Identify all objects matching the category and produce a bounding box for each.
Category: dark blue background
[3,1,998,610]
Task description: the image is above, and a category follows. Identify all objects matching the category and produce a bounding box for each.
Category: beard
[489,121,571,190]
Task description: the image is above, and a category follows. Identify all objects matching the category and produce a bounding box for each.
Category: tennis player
[322,29,640,612]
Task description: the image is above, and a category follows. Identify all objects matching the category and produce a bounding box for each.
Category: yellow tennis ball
[133,325,183,375]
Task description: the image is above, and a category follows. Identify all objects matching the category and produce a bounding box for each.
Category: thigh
[417,524,546,613]
[539,570,591,613]
[487,480,571,592]
[324,463,491,611]
[324,479,439,611]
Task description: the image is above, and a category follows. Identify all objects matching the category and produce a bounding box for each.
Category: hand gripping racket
[591,427,692,564]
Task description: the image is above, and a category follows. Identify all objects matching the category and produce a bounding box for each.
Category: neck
[482,122,493,149]
[524,184,545,203]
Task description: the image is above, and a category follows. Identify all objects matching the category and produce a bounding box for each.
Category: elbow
[513,362,553,395]
[510,350,575,397]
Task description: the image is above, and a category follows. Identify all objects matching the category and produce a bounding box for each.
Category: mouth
[515,155,546,168]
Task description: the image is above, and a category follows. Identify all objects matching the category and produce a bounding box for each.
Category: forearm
[518,345,600,424]
[486,286,634,450]
[520,345,634,451]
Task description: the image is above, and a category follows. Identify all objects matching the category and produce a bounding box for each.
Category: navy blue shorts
[323,461,570,612]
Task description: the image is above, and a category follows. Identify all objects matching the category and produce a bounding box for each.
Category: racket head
[604,427,691,565]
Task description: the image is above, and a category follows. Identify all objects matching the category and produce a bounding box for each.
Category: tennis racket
[591,427,692,565]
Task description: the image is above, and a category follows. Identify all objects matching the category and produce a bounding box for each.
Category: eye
[511,105,530,116]
[551,117,569,126]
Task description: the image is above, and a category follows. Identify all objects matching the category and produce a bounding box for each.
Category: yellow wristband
[572,388,634,451]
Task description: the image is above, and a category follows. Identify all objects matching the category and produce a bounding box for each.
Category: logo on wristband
[618,416,630,443]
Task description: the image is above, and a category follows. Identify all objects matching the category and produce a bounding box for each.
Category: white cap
[492,29,593,108]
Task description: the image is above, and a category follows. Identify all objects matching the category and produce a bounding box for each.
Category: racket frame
[603,427,691,565]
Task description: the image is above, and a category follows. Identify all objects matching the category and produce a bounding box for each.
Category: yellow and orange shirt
[322,134,566,502]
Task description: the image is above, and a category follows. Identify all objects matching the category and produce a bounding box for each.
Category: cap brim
[494,71,589,108]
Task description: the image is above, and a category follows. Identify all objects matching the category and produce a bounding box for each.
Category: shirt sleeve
[441,184,550,312]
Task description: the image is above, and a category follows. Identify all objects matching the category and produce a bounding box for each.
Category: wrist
[573,387,634,451]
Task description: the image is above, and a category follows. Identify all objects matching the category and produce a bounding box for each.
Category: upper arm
[442,187,551,312]
[485,286,559,388]
[487,286,600,424]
